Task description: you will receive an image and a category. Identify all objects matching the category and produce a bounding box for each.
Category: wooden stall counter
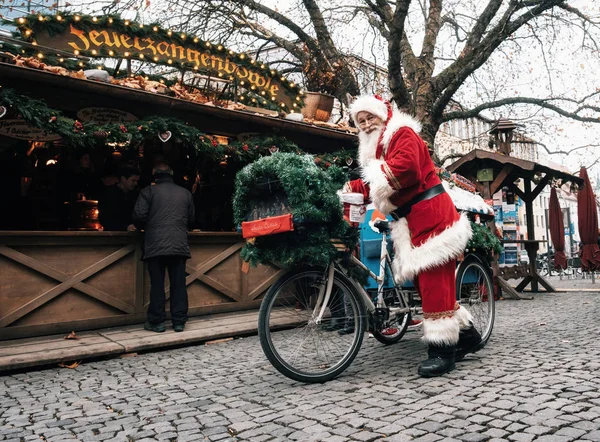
[0,230,281,340]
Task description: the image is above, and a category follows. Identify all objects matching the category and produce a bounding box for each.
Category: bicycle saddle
[373,219,390,234]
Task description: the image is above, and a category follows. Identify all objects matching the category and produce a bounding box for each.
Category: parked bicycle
[258,219,495,383]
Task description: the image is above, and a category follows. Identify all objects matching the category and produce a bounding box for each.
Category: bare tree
[68,0,600,161]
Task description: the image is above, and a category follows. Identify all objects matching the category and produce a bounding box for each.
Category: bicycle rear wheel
[258,267,366,383]
[456,257,495,344]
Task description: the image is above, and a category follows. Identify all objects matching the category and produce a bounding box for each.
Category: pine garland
[0,87,357,172]
[466,222,503,257]
[233,153,358,268]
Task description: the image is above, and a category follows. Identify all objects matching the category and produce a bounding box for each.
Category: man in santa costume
[344,94,485,377]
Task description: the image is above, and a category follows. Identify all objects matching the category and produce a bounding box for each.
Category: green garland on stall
[233,152,359,268]
[466,222,503,257]
[5,12,304,111]
[0,87,356,171]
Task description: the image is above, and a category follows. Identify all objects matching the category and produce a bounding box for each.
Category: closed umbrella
[548,187,567,270]
[577,167,600,271]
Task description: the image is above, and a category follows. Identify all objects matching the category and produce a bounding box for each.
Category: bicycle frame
[312,229,412,325]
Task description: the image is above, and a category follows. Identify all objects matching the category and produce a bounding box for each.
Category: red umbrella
[577,167,600,271]
[548,187,567,269]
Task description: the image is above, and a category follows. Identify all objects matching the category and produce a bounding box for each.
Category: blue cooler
[358,206,414,290]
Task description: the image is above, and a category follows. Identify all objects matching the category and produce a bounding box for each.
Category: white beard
[358,127,383,167]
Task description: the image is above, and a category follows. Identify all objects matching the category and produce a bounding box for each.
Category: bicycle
[257,218,495,383]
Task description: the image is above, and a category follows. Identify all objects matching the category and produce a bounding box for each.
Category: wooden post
[524,179,538,292]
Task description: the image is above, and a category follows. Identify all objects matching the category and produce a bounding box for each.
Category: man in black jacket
[98,166,140,231]
[133,164,195,333]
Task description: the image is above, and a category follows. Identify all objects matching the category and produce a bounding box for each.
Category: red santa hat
[349,94,393,126]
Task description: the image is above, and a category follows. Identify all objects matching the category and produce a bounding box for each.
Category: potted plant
[301,55,339,122]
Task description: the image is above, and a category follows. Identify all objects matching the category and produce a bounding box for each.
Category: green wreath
[233,152,358,268]
[466,222,503,257]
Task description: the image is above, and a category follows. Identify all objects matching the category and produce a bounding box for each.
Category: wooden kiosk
[0,52,356,340]
[447,149,582,299]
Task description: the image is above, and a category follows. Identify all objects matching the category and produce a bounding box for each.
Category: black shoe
[144,321,166,333]
[323,317,346,331]
[337,322,355,335]
[418,343,456,378]
[455,324,485,361]
[173,323,185,333]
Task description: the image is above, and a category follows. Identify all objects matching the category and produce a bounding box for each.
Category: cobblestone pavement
[2,292,600,442]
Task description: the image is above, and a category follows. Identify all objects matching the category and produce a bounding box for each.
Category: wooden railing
[0,231,282,340]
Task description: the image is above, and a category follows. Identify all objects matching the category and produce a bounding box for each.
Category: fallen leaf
[64,331,79,340]
[58,361,81,369]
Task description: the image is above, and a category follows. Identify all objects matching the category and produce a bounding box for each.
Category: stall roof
[447,149,583,188]
[0,62,357,153]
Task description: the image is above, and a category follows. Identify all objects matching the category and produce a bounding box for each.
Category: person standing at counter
[98,166,140,231]
[133,164,195,333]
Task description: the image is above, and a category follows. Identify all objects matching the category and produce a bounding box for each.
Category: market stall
[447,149,583,298]
[0,13,359,340]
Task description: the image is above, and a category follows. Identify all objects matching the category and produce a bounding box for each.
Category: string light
[91,49,97,55]
[18,18,25,24]
[108,18,113,24]
[56,15,63,21]
[108,50,114,56]
[38,15,44,21]
[167,30,172,36]
[167,59,173,64]
[74,15,80,21]
[124,20,130,25]
[25,30,32,36]
[139,54,144,59]
[193,37,199,43]
[153,26,158,31]
[124,51,130,57]
[73,50,79,55]
[180,34,186,39]
[92,17,98,22]
[153,56,159,61]
[37,52,43,59]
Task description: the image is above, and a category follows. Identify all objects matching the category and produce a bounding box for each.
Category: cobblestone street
[2,290,600,442]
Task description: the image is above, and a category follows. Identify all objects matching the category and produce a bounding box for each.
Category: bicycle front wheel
[258,267,366,383]
[456,257,495,344]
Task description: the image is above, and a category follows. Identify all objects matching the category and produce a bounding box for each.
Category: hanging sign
[0,119,62,141]
[77,107,137,124]
[17,14,303,112]
[477,168,494,182]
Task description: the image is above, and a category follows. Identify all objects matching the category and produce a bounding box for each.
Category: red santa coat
[348,110,472,285]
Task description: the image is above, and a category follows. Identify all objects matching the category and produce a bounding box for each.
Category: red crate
[241,214,294,239]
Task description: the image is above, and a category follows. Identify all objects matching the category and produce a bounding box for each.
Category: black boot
[455,324,485,361]
[417,343,456,377]
[323,316,346,331]
[337,319,355,335]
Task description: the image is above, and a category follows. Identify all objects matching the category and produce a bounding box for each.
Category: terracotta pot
[301,92,335,122]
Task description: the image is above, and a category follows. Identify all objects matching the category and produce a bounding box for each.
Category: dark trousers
[147,256,189,325]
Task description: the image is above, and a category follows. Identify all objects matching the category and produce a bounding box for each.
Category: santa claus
[345,94,485,377]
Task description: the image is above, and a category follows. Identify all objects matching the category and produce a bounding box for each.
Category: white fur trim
[392,213,472,284]
[349,95,389,124]
[373,198,398,215]
[363,160,396,197]
[455,305,474,330]
[423,316,460,345]
[381,111,422,152]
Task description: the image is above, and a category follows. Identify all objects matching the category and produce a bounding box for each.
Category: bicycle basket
[241,177,294,239]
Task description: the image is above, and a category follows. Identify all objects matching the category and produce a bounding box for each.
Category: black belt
[391,184,446,219]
